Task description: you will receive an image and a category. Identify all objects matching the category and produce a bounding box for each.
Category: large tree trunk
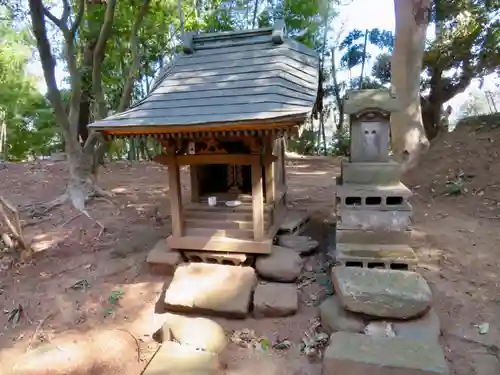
[29,0,149,217]
[390,0,431,171]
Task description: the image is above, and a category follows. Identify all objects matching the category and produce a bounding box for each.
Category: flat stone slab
[278,235,319,255]
[255,245,304,282]
[143,341,221,375]
[164,263,257,318]
[335,243,418,270]
[324,332,449,375]
[253,282,298,318]
[336,208,412,232]
[153,313,227,353]
[341,160,402,185]
[319,296,366,334]
[393,308,441,342]
[332,267,432,319]
[336,229,411,245]
[146,239,182,275]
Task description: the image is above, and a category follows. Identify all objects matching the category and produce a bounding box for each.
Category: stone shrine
[334,89,418,270]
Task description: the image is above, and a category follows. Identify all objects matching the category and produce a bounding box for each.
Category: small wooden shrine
[87,21,319,254]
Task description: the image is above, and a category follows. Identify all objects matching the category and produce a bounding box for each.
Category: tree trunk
[390,0,430,171]
[359,29,369,88]
[29,0,148,216]
[330,48,344,141]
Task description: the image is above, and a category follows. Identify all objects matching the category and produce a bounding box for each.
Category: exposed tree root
[0,196,33,258]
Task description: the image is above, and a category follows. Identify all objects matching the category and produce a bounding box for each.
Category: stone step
[143,341,221,375]
[323,332,448,375]
[163,263,257,318]
[331,266,432,319]
[253,282,298,318]
[336,229,412,245]
[146,239,182,276]
[341,160,402,185]
[336,208,412,232]
[335,243,418,271]
[335,178,412,210]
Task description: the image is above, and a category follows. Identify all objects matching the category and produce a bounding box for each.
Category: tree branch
[42,5,67,31]
[117,0,151,113]
[70,0,85,36]
[29,0,76,153]
[92,0,118,121]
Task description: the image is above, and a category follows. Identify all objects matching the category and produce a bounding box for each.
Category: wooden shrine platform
[167,190,286,254]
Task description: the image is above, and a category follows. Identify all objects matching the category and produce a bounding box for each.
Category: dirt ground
[1,120,500,374]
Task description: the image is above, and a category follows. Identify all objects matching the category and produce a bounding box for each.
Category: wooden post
[190,165,200,202]
[280,137,287,188]
[264,138,276,204]
[251,157,265,241]
[168,157,184,237]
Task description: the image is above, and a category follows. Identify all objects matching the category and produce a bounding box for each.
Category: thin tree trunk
[252,0,259,29]
[118,0,151,112]
[359,29,369,89]
[178,0,185,38]
[331,48,344,139]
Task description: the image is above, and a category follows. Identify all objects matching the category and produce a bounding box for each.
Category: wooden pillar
[251,157,265,241]
[168,157,184,237]
[280,137,287,188]
[189,165,200,202]
[264,138,275,204]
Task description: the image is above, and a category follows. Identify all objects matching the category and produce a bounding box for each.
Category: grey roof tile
[88,26,319,131]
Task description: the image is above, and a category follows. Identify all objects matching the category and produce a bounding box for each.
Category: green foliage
[0,9,60,161]
[339,28,394,70]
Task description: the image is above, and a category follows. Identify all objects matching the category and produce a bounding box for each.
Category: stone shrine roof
[88,22,319,133]
[344,89,400,115]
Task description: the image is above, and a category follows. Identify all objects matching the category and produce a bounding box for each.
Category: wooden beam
[167,157,184,237]
[166,235,272,254]
[189,165,200,202]
[251,157,265,241]
[99,118,303,136]
[155,154,260,166]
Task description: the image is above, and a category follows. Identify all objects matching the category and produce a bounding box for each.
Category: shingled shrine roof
[88,21,319,133]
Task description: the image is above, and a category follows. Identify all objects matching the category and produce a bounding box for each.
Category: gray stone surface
[341,160,402,185]
[146,239,182,275]
[332,267,433,319]
[323,332,448,375]
[393,308,441,342]
[336,208,412,232]
[164,263,257,318]
[318,296,366,334]
[471,351,500,375]
[336,229,411,245]
[350,120,390,162]
[153,313,227,353]
[255,246,304,282]
[253,282,298,318]
[143,341,221,375]
[278,235,319,255]
[335,243,418,269]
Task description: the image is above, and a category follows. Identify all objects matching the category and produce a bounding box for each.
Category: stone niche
[344,89,399,163]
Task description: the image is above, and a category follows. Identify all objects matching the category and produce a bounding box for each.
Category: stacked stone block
[322,90,449,374]
[334,89,417,270]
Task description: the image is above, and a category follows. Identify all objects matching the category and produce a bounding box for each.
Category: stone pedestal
[335,89,416,269]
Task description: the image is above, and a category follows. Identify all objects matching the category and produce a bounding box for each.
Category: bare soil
[1,120,500,374]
